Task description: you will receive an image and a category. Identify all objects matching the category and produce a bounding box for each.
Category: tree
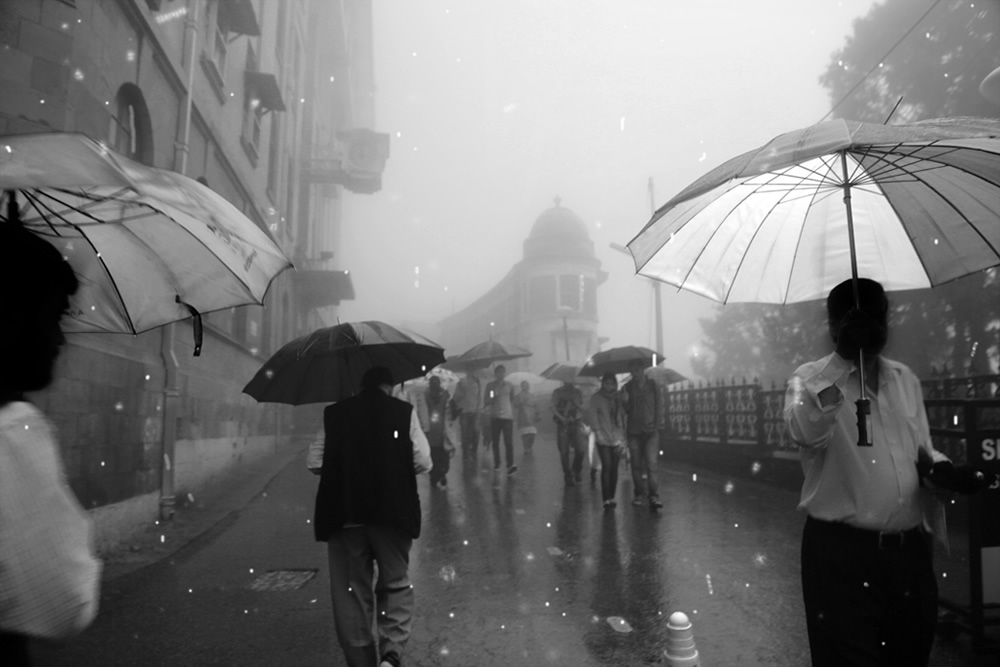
[819,0,1000,123]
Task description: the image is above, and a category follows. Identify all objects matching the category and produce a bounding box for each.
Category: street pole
[648,177,664,357]
[562,316,570,361]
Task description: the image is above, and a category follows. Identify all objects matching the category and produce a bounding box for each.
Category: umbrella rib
[22,189,141,335]
[724,179,822,303]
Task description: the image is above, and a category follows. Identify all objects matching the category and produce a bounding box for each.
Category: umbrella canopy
[540,362,582,384]
[578,346,666,377]
[645,365,688,386]
[243,321,446,405]
[627,116,1000,305]
[449,340,533,366]
[0,132,293,337]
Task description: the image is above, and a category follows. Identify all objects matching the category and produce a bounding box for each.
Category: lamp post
[555,305,573,361]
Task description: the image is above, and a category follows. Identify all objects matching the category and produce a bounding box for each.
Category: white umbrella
[1,132,293,350]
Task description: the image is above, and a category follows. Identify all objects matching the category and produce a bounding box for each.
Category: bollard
[663,611,701,666]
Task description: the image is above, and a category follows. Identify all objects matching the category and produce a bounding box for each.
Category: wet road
[34,426,989,665]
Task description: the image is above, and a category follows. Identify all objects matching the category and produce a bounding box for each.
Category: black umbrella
[449,340,532,366]
[243,321,446,405]
[578,345,666,377]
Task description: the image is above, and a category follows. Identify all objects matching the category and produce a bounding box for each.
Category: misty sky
[339,0,881,377]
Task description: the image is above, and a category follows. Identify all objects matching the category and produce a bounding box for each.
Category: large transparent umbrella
[0,132,293,353]
[627,115,1000,445]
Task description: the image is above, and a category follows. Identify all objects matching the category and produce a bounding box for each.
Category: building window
[108,84,153,164]
[212,16,228,79]
[528,275,557,316]
[583,276,597,317]
[241,45,261,163]
[267,114,281,199]
[558,274,583,312]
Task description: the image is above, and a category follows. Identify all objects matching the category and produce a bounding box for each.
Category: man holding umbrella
[313,366,432,667]
[784,278,951,667]
[621,359,663,509]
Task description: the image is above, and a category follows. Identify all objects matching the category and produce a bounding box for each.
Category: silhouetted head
[361,366,394,392]
[520,381,531,393]
[494,364,506,380]
[0,222,79,397]
[429,375,442,391]
[600,372,617,393]
[827,278,889,357]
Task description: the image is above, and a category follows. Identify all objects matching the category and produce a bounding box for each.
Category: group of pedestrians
[552,361,664,510]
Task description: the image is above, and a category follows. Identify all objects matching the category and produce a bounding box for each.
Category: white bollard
[663,611,701,666]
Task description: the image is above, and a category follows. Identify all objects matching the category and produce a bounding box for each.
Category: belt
[807,516,923,550]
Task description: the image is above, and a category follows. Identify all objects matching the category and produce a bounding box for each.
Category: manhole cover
[248,569,318,591]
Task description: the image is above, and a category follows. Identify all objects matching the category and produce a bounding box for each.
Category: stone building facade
[0,0,383,549]
[437,201,606,373]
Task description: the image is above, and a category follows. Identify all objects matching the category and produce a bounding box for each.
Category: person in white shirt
[784,278,948,667]
[0,222,101,665]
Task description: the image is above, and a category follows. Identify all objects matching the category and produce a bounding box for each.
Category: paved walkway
[32,428,992,665]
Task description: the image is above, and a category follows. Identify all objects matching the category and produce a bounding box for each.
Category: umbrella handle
[175,296,203,357]
[856,348,872,446]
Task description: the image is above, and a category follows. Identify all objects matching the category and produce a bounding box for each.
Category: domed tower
[518,199,606,369]
[436,198,605,372]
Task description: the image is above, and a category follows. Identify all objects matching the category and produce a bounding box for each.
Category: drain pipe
[159,0,201,521]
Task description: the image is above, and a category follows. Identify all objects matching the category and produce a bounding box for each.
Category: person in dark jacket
[314,366,432,667]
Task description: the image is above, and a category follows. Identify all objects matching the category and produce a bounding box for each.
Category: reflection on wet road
[407,432,809,666]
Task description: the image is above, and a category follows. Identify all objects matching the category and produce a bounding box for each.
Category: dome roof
[523,199,595,260]
[528,202,590,241]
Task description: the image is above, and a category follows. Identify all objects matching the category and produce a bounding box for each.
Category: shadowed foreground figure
[314,366,432,667]
[784,278,949,666]
[0,223,101,666]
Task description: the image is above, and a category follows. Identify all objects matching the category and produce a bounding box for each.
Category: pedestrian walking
[314,366,432,667]
[513,381,539,453]
[424,376,454,489]
[483,364,517,474]
[0,223,101,666]
[784,278,951,667]
[550,380,585,485]
[622,360,663,509]
[586,372,627,509]
[451,370,482,460]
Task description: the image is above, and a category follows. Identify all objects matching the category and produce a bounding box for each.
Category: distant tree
[819,0,1000,123]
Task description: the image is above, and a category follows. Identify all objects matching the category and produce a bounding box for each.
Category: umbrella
[579,346,666,377]
[450,340,533,365]
[0,132,293,351]
[645,365,688,386]
[243,321,446,405]
[627,116,1000,304]
[540,362,582,384]
[626,115,1000,445]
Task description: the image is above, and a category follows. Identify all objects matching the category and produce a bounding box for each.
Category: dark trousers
[556,423,585,481]
[596,444,622,502]
[627,431,659,499]
[326,526,414,667]
[801,517,937,667]
[0,631,30,666]
[459,412,479,457]
[429,446,450,486]
[490,417,514,469]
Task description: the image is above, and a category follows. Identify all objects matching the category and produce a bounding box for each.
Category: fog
[338,0,879,378]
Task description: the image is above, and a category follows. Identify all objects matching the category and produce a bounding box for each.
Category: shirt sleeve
[0,406,101,639]
[784,355,852,449]
[410,409,432,474]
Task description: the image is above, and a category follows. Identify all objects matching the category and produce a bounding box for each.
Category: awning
[244,71,285,112]
[293,270,355,309]
[221,0,261,37]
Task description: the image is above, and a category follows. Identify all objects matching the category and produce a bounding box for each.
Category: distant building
[437,199,606,371]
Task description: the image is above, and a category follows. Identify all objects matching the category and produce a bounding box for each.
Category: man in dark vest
[314,366,432,667]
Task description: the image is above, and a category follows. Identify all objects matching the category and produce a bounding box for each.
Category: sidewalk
[98,436,310,581]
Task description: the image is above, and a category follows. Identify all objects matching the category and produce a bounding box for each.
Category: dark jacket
[313,389,422,540]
